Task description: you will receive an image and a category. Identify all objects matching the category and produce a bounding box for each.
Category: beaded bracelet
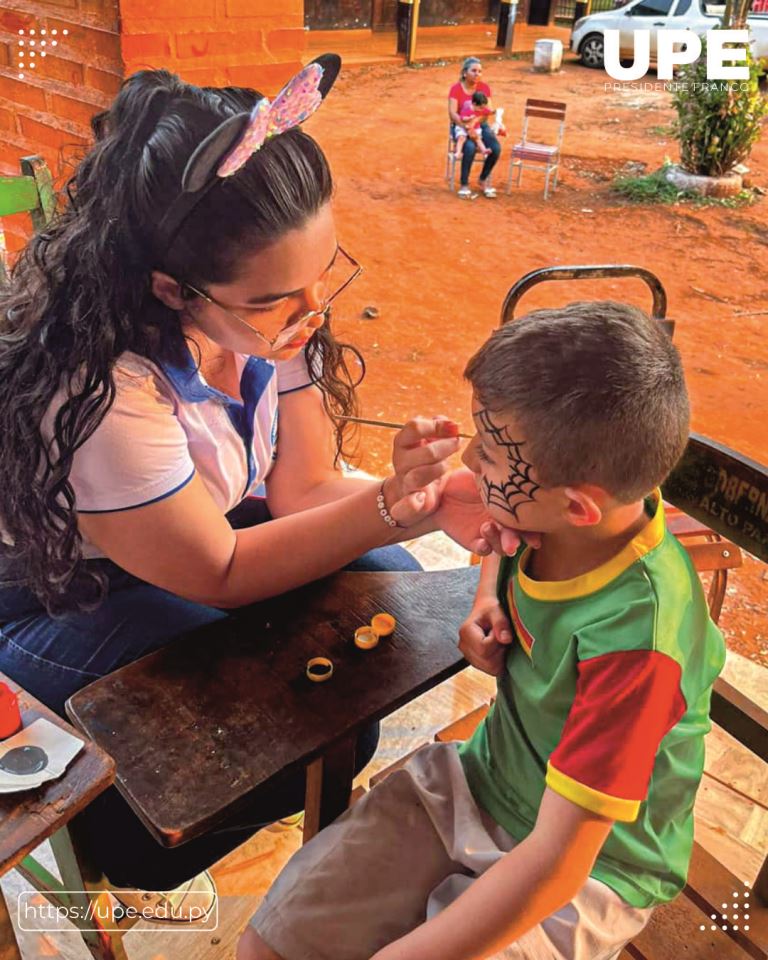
[376,481,401,529]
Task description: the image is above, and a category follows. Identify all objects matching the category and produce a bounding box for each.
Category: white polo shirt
[51,344,314,559]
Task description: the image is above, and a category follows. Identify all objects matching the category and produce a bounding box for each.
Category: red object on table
[0,683,22,739]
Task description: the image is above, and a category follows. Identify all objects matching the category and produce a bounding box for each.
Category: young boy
[239,301,726,960]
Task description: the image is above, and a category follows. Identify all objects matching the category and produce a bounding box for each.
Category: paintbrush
[336,415,472,440]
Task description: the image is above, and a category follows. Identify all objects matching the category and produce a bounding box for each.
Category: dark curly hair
[0,68,362,616]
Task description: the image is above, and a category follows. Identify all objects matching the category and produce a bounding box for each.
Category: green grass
[612,163,758,208]
[648,124,676,138]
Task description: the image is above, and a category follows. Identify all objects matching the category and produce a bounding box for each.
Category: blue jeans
[0,498,421,888]
[460,123,502,187]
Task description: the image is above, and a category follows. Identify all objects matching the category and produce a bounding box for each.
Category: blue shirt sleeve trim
[76,469,196,514]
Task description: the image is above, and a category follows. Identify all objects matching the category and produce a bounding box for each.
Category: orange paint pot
[371,613,396,637]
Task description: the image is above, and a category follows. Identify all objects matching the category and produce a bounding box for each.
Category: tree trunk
[721,0,751,27]
[734,0,751,26]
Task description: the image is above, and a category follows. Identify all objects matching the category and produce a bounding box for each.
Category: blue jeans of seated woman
[460,123,502,187]
[0,498,422,889]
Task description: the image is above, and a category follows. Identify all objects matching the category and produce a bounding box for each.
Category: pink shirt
[449,80,492,119]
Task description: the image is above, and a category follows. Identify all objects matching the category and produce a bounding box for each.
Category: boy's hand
[459,600,513,676]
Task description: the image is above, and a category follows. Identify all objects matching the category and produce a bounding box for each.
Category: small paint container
[371,613,396,637]
[354,627,379,650]
[306,657,334,683]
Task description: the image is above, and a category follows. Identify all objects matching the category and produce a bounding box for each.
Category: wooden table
[0,674,115,959]
[66,566,479,847]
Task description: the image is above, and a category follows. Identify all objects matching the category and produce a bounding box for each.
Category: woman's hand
[384,417,461,522]
[431,468,540,555]
[458,599,513,676]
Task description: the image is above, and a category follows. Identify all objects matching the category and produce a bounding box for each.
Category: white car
[571,0,768,70]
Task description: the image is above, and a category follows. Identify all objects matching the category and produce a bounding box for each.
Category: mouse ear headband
[157,53,341,249]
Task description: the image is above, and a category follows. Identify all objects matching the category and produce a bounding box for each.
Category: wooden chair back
[524,98,567,122]
[520,99,566,146]
[0,155,56,285]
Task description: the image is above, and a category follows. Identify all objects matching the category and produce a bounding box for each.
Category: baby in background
[454,90,493,158]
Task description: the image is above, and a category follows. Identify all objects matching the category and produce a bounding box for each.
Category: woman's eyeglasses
[184,246,362,352]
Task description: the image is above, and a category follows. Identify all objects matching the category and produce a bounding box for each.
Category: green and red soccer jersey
[459,494,726,907]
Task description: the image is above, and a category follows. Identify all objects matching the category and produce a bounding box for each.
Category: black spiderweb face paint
[476,408,540,521]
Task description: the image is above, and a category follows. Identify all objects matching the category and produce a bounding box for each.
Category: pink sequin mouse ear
[183,53,341,190]
[157,54,341,245]
[218,54,340,177]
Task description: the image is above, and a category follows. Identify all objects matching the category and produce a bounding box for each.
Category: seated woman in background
[448,57,503,199]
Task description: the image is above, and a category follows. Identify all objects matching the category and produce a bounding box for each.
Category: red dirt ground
[307,57,767,666]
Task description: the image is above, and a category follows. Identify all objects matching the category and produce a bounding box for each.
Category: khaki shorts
[250,742,653,960]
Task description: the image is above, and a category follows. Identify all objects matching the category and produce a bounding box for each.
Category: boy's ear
[563,486,603,527]
[151,270,188,311]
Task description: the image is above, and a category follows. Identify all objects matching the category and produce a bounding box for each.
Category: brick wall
[0,0,307,253]
[0,0,123,250]
[119,0,307,96]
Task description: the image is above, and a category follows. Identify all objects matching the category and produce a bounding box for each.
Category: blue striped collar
[159,342,273,406]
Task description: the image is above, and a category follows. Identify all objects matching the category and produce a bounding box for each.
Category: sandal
[457,186,473,199]
[482,186,497,199]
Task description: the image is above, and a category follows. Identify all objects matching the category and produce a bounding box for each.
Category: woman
[448,57,503,199]
[0,62,504,896]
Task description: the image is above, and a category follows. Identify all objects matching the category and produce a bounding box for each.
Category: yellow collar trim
[517,491,665,602]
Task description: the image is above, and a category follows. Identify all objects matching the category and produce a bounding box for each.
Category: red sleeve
[479,81,492,98]
[448,82,463,102]
[546,650,686,822]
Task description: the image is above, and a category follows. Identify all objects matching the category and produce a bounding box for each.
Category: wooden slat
[631,886,754,960]
[0,177,39,218]
[0,888,22,960]
[525,107,565,120]
[435,703,489,742]
[302,733,356,843]
[706,723,768,808]
[710,678,768,762]
[527,98,566,109]
[694,775,768,893]
[684,540,743,572]
[666,508,721,538]
[623,945,647,960]
[19,156,56,229]
[686,842,767,959]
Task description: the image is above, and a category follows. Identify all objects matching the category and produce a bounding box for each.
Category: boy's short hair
[471,91,488,106]
[464,301,690,503]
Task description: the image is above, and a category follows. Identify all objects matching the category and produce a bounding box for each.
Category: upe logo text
[604,29,750,80]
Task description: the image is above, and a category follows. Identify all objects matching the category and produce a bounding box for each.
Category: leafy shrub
[672,35,767,176]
